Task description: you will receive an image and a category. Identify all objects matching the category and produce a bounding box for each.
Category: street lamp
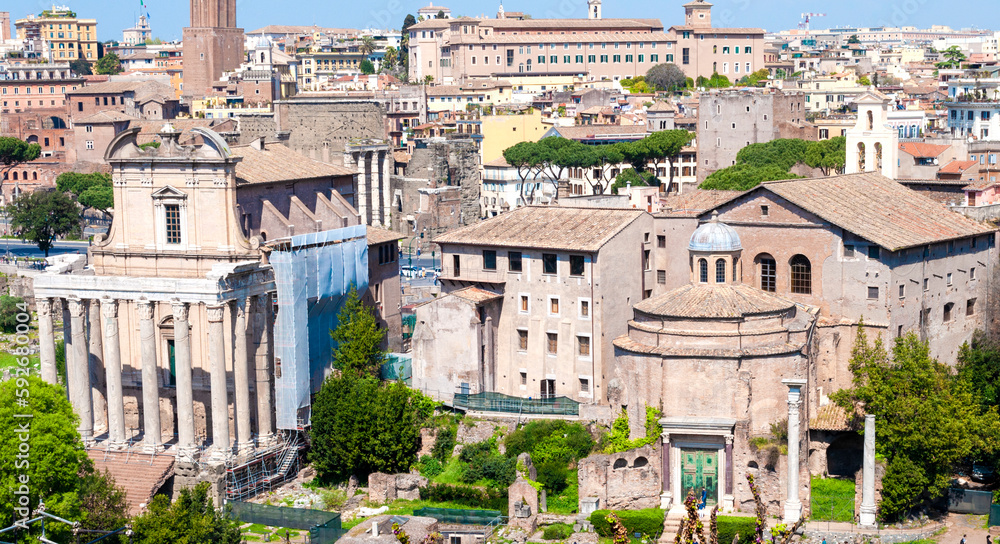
[406,232,424,272]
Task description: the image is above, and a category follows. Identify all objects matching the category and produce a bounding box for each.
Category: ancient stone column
[254,294,274,446]
[207,303,231,457]
[659,431,672,509]
[233,298,253,454]
[37,298,57,384]
[100,299,126,448]
[173,302,197,461]
[782,378,807,523]
[62,301,73,394]
[68,299,93,445]
[859,414,877,527]
[137,300,162,452]
[88,300,107,436]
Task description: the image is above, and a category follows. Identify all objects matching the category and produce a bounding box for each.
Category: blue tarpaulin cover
[270,225,369,429]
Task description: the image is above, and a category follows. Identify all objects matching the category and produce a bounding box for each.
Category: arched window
[756,253,776,292]
[875,142,883,172]
[32,172,37,180]
[867,110,874,130]
[11,171,17,181]
[790,254,812,295]
[715,258,726,283]
[699,258,708,283]
[857,142,866,171]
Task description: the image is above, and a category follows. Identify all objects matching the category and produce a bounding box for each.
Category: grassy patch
[433,456,466,485]
[810,476,855,522]
[0,351,39,369]
[243,524,271,534]
[542,523,574,540]
[546,470,578,515]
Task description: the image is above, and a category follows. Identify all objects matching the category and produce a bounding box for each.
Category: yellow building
[426,80,514,114]
[16,7,98,63]
[479,109,547,164]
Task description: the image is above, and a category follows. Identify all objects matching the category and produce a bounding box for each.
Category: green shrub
[459,438,496,463]
[416,455,443,478]
[600,406,663,454]
[420,483,507,511]
[504,420,594,463]
[716,516,756,544]
[536,460,569,494]
[464,453,516,487]
[589,508,664,538]
[432,426,456,462]
[542,523,574,540]
[0,296,26,333]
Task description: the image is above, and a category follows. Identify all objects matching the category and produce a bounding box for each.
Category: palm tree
[358,36,377,59]
[382,47,398,72]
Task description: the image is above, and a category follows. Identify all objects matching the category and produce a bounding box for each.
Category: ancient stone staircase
[659,511,685,543]
[88,448,175,515]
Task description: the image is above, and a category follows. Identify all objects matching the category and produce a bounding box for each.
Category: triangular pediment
[151,185,188,198]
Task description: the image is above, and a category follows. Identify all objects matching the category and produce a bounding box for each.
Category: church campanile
[182,0,243,100]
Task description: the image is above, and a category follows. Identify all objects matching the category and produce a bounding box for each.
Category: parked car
[971,464,996,483]
[401,266,417,278]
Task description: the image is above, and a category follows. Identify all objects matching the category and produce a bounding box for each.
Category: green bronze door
[680,448,718,506]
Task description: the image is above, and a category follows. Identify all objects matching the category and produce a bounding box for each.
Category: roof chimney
[251,136,266,151]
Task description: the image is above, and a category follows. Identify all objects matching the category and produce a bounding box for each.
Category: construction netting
[228,501,344,543]
[453,392,580,415]
[270,225,369,430]
[380,353,412,383]
[412,507,502,525]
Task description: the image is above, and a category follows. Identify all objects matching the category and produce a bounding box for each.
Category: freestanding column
[859,414,877,527]
[37,298,57,384]
[173,302,197,461]
[233,298,253,454]
[100,299,126,448]
[782,378,808,523]
[88,300,107,436]
[62,301,73,394]
[659,431,672,509]
[137,300,162,452]
[253,294,274,446]
[723,434,735,511]
[207,304,231,457]
[68,299,93,445]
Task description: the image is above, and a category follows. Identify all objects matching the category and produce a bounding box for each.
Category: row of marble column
[37,295,273,461]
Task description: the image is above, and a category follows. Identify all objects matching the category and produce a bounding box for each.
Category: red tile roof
[939,159,978,174]
[898,142,951,158]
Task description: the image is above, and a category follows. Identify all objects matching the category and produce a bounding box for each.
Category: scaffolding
[224,431,305,502]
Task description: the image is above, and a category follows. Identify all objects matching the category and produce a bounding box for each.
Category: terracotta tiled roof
[898,142,951,158]
[366,226,406,245]
[647,100,676,112]
[130,118,237,145]
[434,205,645,252]
[659,189,743,217]
[939,159,978,174]
[485,156,512,167]
[613,335,805,358]
[87,449,174,516]
[75,111,138,123]
[450,286,503,304]
[230,142,354,184]
[809,404,861,432]
[963,180,1000,191]
[410,17,663,30]
[548,124,647,141]
[716,173,995,251]
[634,283,795,319]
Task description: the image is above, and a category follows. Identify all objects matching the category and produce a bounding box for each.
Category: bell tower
[183,0,244,101]
[588,0,601,19]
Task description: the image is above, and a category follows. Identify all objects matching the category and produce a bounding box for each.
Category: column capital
[37,297,52,317]
[67,298,86,317]
[660,430,670,442]
[100,298,118,318]
[207,304,225,323]
[172,301,190,321]
[136,299,154,321]
[725,434,734,445]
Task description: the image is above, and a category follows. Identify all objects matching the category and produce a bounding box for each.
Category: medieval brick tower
[182,0,244,100]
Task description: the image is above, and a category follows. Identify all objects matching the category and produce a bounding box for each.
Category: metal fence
[989,503,1000,527]
[452,391,580,416]
[947,488,993,515]
[228,501,344,544]
[412,507,502,525]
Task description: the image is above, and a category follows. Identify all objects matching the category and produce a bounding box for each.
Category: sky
[7,0,996,42]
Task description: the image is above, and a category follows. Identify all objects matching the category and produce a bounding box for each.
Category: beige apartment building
[15,7,98,62]
[407,0,762,84]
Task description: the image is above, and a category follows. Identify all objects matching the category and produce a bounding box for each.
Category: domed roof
[634,283,795,319]
[688,211,741,252]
